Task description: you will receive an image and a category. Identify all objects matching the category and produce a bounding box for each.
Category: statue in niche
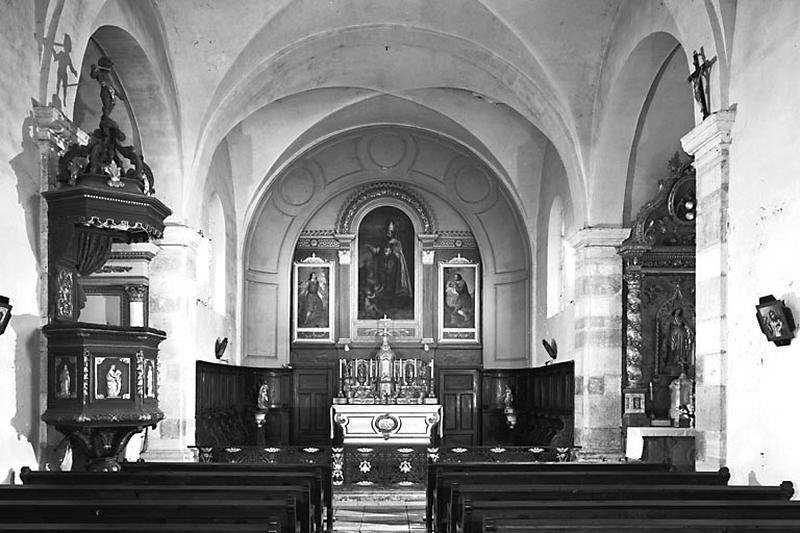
[106,364,122,398]
[660,308,695,372]
[59,363,71,398]
[145,361,154,398]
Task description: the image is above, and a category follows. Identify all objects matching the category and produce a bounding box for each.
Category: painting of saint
[297,268,329,328]
[357,206,415,319]
[443,267,475,328]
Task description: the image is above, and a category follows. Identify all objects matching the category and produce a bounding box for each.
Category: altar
[331,322,441,445]
[330,404,442,444]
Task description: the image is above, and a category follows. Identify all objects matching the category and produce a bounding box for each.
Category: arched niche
[242,126,530,368]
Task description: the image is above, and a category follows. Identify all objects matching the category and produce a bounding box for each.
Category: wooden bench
[121,461,332,531]
[0,498,296,532]
[458,500,800,533]
[449,481,794,533]
[431,467,731,532]
[482,516,800,532]
[425,461,673,532]
[19,468,318,532]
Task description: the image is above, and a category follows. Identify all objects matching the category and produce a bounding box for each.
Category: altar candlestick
[339,359,344,378]
[649,381,654,402]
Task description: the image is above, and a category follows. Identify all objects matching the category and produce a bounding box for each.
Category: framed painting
[756,295,796,346]
[438,256,480,343]
[293,255,335,343]
[356,206,415,320]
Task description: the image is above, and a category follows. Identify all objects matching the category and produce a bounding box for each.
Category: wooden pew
[0,498,296,532]
[431,467,731,533]
[120,461,332,531]
[482,516,800,533]
[19,469,317,532]
[425,461,673,532]
[450,481,794,533]
[458,500,800,533]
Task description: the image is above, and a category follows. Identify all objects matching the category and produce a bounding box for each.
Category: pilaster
[567,227,629,458]
[680,108,736,471]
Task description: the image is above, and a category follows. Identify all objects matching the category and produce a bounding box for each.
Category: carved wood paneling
[195,361,292,446]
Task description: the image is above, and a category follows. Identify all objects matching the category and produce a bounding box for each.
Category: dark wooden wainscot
[196,361,292,446]
[481,361,574,446]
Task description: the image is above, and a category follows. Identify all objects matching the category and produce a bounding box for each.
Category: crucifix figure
[687,47,716,120]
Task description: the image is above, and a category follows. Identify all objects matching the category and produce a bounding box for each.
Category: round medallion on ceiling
[368,132,407,169]
[279,167,316,206]
[454,164,491,204]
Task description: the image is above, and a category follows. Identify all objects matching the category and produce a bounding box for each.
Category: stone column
[680,108,735,471]
[144,223,204,461]
[568,227,630,459]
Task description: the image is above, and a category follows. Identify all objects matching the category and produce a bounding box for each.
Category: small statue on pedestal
[257,382,270,410]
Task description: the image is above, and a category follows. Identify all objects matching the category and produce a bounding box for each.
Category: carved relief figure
[106,364,122,398]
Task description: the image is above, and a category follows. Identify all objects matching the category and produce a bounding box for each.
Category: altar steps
[334,490,425,532]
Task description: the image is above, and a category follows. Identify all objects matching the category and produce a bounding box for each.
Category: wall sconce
[423,343,429,352]
[0,296,12,336]
[756,295,796,347]
[344,344,350,352]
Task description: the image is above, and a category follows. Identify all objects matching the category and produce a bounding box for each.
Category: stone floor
[332,490,426,532]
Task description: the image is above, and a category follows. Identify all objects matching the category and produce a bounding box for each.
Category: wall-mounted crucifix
[688,47,717,120]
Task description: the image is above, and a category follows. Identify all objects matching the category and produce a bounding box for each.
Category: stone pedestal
[680,108,736,471]
[568,227,629,459]
[144,224,204,461]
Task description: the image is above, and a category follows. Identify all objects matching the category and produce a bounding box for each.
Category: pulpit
[331,323,441,445]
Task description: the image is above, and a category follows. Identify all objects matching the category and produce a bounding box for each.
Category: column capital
[567,227,630,249]
[680,107,736,158]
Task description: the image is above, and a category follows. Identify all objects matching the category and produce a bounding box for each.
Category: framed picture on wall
[293,254,335,343]
[438,255,480,343]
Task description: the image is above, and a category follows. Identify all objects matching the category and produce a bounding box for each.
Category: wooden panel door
[439,369,480,446]
[292,367,333,444]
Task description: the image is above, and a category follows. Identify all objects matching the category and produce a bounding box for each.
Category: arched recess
[590,32,691,225]
[242,126,531,368]
[72,25,182,208]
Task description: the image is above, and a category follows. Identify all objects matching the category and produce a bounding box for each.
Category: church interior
[2,0,800,530]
